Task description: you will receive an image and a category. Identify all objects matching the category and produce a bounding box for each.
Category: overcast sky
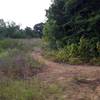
[0,0,51,28]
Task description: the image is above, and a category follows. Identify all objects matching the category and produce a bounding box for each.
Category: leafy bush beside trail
[44,37,100,65]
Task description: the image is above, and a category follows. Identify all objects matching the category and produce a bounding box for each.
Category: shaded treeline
[0,19,44,38]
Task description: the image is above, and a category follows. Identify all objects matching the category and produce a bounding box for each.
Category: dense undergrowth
[43,37,100,65]
[43,0,100,65]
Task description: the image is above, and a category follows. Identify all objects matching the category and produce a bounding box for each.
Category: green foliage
[68,58,83,65]
[34,23,44,38]
[44,37,100,65]
[78,37,90,59]
[0,39,64,100]
[0,19,42,38]
[43,0,100,64]
[0,79,64,100]
[0,39,22,50]
[90,57,100,65]
[56,49,68,62]
[43,20,58,49]
[52,44,79,63]
[55,44,78,62]
[0,39,42,79]
[0,38,63,99]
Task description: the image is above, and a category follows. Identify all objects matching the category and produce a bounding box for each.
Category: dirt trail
[32,50,100,82]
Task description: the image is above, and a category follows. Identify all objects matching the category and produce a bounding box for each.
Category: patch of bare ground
[32,51,100,81]
[32,50,100,100]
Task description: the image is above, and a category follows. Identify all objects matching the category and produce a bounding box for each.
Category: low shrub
[89,57,100,66]
[0,39,22,50]
[68,58,83,65]
[0,49,42,79]
[0,39,43,79]
[44,37,100,65]
[56,48,68,62]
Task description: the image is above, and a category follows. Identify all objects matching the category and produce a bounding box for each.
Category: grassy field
[0,39,44,100]
[0,39,68,100]
[0,39,100,100]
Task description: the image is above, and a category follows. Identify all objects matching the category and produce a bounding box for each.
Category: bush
[90,57,100,66]
[0,39,43,79]
[56,49,68,62]
[45,37,100,65]
[0,49,42,79]
[0,39,22,51]
[68,58,83,65]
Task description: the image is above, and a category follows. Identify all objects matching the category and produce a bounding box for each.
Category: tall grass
[0,78,65,100]
[0,39,48,100]
[0,39,42,79]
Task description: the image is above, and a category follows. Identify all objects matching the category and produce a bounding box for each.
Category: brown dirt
[32,50,100,83]
[32,50,100,100]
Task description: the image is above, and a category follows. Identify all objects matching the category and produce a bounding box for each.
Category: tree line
[0,19,44,38]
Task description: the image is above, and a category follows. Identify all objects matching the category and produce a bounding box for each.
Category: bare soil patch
[32,50,100,100]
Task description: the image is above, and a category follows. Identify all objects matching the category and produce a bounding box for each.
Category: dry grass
[32,50,100,100]
[0,39,100,100]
